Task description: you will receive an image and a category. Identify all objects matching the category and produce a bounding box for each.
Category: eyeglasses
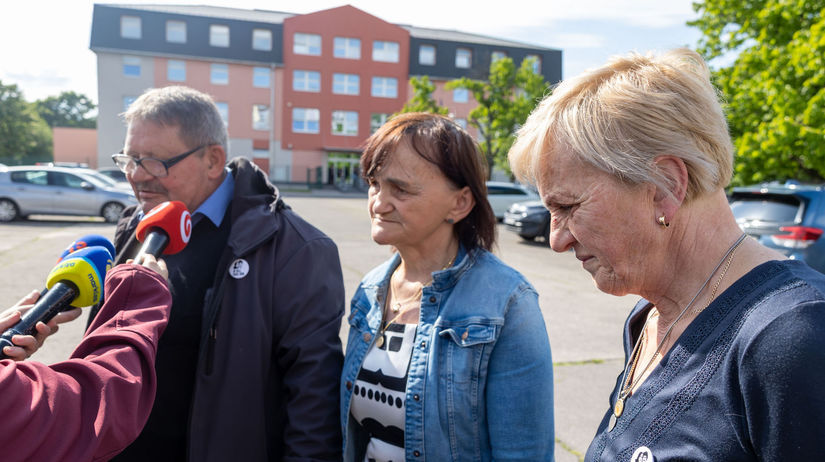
[111,145,205,178]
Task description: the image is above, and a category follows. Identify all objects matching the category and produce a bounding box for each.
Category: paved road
[0,196,638,461]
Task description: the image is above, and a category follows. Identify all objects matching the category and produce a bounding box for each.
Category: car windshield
[77,171,118,189]
[730,194,802,224]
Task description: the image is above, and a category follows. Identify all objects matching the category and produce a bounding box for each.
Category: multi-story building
[90,4,561,183]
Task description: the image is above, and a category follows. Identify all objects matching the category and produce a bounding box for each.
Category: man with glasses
[90,86,345,462]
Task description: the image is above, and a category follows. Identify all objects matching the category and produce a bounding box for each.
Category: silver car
[485,181,540,220]
[0,165,136,223]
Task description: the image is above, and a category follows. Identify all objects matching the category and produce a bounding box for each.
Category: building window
[216,102,229,127]
[333,73,359,95]
[294,33,321,56]
[370,113,389,134]
[211,63,229,85]
[166,20,186,43]
[120,16,141,39]
[371,77,398,98]
[334,37,361,59]
[526,54,541,74]
[122,56,141,77]
[331,111,358,136]
[455,118,468,129]
[123,96,136,112]
[372,40,399,62]
[167,60,186,82]
[253,67,270,88]
[293,70,320,92]
[252,29,272,51]
[210,25,230,47]
[418,45,436,65]
[292,108,320,133]
[456,48,471,68]
[252,104,270,130]
[491,50,508,63]
[453,88,469,103]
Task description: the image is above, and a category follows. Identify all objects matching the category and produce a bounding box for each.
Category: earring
[446,218,455,224]
[658,215,670,228]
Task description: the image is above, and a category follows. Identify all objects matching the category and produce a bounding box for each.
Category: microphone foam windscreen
[46,246,113,307]
[57,234,116,263]
[135,201,192,255]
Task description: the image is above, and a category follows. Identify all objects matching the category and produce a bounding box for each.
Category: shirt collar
[192,168,234,227]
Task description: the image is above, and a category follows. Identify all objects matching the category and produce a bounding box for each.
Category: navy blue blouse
[587,260,825,461]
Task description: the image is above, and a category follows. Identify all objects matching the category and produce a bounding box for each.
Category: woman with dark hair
[340,112,554,461]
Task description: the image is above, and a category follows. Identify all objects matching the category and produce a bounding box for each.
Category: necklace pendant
[614,397,625,418]
[375,333,384,348]
[391,302,401,313]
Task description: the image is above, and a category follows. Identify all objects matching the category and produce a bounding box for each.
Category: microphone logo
[180,210,192,244]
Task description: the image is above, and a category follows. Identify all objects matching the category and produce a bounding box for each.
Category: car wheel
[542,221,551,243]
[519,233,536,241]
[0,199,19,222]
[101,202,125,223]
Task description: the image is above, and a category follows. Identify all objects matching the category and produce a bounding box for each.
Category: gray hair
[123,85,227,151]
[509,48,733,202]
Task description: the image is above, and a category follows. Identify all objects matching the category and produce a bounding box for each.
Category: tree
[397,76,448,115]
[447,57,550,176]
[0,80,52,164]
[35,91,97,128]
[690,0,825,185]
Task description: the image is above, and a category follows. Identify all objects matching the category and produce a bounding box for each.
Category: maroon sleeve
[0,264,171,462]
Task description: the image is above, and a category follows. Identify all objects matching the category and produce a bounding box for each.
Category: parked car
[486,181,539,220]
[503,200,551,241]
[730,181,825,273]
[0,166,137,223]
[97,166,129,185]
[79,168,132,191]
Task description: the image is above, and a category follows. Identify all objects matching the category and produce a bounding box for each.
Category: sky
[0,0,704,103]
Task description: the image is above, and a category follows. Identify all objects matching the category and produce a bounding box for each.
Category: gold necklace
[390,284,423,313]
[613,233,747,419]
[375,252,458,348]
[694,235,746,314]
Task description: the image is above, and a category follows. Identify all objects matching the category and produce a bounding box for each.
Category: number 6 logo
[180,210,192,244]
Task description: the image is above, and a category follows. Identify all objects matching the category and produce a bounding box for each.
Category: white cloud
[546,33,606,49]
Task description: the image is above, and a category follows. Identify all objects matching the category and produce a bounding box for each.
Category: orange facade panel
[53,127,98,168]
[282,5,409,152]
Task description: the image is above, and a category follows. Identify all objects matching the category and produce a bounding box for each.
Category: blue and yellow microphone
[0,246,113,358]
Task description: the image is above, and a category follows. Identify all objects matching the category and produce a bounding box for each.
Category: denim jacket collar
[361,244,475,294]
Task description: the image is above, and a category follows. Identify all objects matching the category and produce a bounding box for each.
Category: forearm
[0,266,171,462]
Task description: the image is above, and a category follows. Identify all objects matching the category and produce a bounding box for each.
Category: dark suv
[503,200,550,242]
[729,182,825,273]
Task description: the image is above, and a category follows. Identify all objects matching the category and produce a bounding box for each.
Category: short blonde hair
[509,48,733,202]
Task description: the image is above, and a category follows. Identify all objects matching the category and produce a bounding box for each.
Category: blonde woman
[510,48,825,461]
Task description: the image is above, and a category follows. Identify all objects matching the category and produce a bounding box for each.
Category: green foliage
[447,57,550,176]
[397,76,448,115]
[0,80,52,164]
[691,0,825,184]
[35,91,97,128]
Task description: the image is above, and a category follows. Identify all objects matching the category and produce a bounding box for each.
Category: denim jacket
[341,246,555,461]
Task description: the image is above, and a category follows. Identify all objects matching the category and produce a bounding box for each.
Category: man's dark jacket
[100,158,345,461]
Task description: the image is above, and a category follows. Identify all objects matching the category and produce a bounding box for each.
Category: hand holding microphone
[0,246,113,360]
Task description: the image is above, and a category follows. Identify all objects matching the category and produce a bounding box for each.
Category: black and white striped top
[350,323,417,462]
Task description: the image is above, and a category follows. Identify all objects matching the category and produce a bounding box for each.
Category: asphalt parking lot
[0,195,636,461]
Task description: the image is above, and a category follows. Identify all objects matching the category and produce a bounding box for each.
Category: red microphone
[135,201,192,257]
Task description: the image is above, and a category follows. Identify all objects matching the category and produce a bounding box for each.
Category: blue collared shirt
[192,168,234,227]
